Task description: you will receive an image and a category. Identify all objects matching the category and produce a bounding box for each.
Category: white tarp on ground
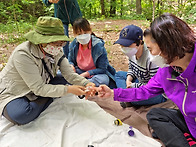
[0,94,161,147]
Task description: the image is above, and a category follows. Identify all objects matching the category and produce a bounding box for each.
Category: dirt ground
[0,19,195,72]
[0,20,150,71]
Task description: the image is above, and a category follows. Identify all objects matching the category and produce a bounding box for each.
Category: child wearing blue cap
[114,25,167,108]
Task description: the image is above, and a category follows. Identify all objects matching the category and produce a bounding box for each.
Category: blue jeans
[2,76,68,125]
[75,67,109,87]
[115,71,167,106]
[63,24,69,58]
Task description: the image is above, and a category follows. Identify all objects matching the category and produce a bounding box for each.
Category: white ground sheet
[0,94,161,147]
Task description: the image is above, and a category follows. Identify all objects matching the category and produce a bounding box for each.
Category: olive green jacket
[0,41,89,114]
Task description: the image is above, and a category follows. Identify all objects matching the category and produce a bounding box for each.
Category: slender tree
[136,0,142,14]
[100,0,106,16]
[110,0,116,17]
[120,0,123,16]
[152,0,155,20]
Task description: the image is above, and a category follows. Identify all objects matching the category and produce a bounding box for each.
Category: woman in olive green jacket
[0,16,94,125]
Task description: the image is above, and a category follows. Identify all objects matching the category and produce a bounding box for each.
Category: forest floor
[0,19,196,71]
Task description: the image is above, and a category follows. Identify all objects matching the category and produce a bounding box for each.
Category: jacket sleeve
[113,69,164,102]
[87,45,108,76]
[42,0,51,6]
[59,57,89,86]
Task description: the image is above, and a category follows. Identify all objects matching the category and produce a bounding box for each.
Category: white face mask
[76,34,91,45]
[149,52,169,68]
[121,47,138,58]
[43,44,62,56]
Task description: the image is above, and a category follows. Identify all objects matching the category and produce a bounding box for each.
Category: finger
[97,86,103,91]
[85,91,94,99]
[85,95,89,100]
[90,91,95,97]
[88,86,96,92]
[98,93,104,98]
[78,86,86,90]
[86,91,94,97]
[78,89,86,95]
[93,87,99,91]
[98,91,104,97]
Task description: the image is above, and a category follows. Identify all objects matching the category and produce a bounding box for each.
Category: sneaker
[184,133,196,146]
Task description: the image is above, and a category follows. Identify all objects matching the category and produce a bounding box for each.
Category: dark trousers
[147,108,195,147]
[2,76,68,125]
[3,97,53,125]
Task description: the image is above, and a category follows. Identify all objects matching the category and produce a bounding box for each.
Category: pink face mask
[43,44,62,56]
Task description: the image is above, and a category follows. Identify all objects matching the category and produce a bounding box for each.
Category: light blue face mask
[121,47,138,58]
[149,52,169,68]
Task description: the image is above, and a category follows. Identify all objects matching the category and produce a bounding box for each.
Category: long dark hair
[150,13,196,63]
[73,17,102,40]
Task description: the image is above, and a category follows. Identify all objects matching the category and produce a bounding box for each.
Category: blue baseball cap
[114,25,143,47]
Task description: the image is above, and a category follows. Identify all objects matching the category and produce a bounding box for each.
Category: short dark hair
[134,40,144,46]
[143,29,151,37]
[73,18,91,35]
[150,13,196,63]
[73,17,102,40]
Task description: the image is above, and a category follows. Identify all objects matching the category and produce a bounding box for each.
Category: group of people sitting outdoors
[0,13,195,147]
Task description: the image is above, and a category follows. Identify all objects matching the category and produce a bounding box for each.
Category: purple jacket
[114,43,196,138]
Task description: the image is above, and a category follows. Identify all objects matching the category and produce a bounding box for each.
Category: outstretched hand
[97,85,114,98]
[84,82,96,99]
[74,84,113,99]
[85,85,114,99]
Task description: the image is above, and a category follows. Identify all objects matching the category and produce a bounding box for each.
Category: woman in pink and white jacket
[96,13,196,147]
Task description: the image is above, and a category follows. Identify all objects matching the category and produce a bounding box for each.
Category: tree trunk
[100,0,105,16]
[152,0,155,21]
[120,0,123,16]
[110,0,116,17]
[136,0,142,14]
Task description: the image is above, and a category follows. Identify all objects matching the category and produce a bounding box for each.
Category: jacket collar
[91,35,104,47]
[29,41,45,59]
[178,43,196,78]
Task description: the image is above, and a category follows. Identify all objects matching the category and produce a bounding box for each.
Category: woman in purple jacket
[96,13,196,147]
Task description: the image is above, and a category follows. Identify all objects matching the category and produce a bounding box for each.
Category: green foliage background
[0,0,195,45]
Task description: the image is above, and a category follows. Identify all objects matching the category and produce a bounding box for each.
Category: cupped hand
[97,85,114,98]
[67,85,86,96]
[85,86,98,99]
[84,82,96,99]
[85,82,95,88]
